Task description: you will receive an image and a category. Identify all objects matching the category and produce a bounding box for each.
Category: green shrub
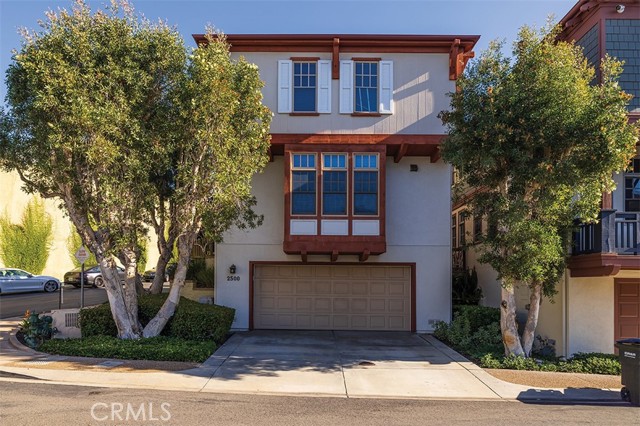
[0,198,53,274]
[453,305,500,331]
[479,351,621,375]
[78,303,117,338]
[433,305,503,358]
[452,268,482,305]
[40,335,216,363]
[79,294,235,344]
[19,310,57,348]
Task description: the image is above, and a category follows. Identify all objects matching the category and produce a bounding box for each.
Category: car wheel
[94,276,105,288]
[44,280,58,292]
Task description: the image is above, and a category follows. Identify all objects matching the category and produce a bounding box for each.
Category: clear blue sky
[0,0,576,102]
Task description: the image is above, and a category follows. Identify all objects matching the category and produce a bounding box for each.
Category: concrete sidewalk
[0,319,625,403]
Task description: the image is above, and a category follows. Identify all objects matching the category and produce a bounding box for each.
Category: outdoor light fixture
[616,4,625,13]
[229,264,236,274]
[410,164,419,172]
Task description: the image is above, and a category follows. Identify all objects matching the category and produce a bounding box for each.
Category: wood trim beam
[271,133,446,146]
[394,143,408,163]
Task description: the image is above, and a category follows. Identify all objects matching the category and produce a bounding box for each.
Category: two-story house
[194,34,478,332]
[454,0,639,357]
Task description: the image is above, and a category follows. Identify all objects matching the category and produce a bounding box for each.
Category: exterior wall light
[616,4,625,13]
[229,264,237,274]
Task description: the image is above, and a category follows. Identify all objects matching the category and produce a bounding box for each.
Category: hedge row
[79,294,234,344]
[40,335,216,363]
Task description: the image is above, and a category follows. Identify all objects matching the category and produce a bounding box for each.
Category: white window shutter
[339,60,354,114]
[317,60,331,113]
[379,60,393,114]
[277,60,292,113]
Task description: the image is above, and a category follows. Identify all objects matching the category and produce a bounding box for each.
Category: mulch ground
[485,368,622,389]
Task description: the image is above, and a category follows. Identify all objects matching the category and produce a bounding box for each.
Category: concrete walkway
[0,319,625,403]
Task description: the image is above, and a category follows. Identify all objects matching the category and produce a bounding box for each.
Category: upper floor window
[353,154,379,215]
[340,59,393,114]
[322,154,347,215]
[278,59,331,114]
[355,62,378,113]
[293,62,316,112]
[625,155,640,212]
[452,214,457,249]
[458,211,466,247]
[473,215,483,243]
[291,153,316,215]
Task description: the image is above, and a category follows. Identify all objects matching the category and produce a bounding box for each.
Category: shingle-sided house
[453,0,640,357]
[193,34,478,332]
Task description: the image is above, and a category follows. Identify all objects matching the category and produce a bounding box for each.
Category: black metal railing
[573,210,640,255]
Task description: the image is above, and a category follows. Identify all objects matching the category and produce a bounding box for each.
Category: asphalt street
[1,381,638,426]
[0,285,109,318]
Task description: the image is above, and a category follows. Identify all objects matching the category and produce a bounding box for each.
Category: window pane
[354,194,377,215]
[294,88,316,112]
[323,171,347,215]
[354,171,378,215]
[293,62,317,112]
[292,171,316,215]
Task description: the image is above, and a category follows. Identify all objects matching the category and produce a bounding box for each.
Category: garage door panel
[254,265,411,331]
[296,281,314,293]
[314,298,331,311]
[352,282,368,295]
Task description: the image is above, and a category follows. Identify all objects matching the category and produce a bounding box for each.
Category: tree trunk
[149,245,173,294]
[500,283,525,357]
[142,233,194,337]
[100,256,143,339]
[62,191,142,339]
[522,281,542,357]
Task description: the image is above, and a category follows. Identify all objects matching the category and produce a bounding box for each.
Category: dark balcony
[569,210,640,277]
[573,210,640,256]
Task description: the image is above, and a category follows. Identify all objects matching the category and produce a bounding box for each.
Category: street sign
[74,246,91,265]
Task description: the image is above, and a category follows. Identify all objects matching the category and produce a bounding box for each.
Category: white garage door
[253,264,412,331]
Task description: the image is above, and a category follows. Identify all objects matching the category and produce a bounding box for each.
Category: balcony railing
[573,210,640,256]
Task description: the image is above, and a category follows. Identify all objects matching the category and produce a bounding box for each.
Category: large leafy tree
[0,1,271,338]
[441,25,638,357]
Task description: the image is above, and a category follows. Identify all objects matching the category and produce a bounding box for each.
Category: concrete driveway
[200,330,504,399]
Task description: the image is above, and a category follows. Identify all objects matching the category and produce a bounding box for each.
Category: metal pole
[80,262,85,310]
[58,281,62,309]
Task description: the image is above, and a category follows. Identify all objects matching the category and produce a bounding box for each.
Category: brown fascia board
[559,0,640,40]
[191,34,480,53]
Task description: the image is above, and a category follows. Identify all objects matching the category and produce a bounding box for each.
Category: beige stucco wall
[215,156,452,332]
[566,275,615,355]
[232,52,453,135]
[0,171,160,279]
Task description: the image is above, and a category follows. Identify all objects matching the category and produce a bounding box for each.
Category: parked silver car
[0,268,60,294]
[63,265,125,288]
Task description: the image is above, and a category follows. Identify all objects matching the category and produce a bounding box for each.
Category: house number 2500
[226,275,240,281]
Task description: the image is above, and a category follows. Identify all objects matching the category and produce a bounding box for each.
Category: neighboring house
[195,34,479,331]
[0,170,161,280]
[454,0,640,357]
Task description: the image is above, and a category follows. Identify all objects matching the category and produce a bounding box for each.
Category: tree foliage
[0,0,271,338]
[440,25,638,356]
[0,197,53,274]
